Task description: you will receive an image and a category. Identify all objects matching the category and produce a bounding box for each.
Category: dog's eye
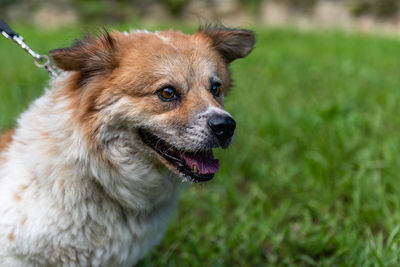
[210,81,221,97]
[158,86,178,101]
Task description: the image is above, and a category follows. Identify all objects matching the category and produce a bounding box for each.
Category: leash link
[0,19,59,78]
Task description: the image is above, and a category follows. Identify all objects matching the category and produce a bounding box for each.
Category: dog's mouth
[139,129,219,183]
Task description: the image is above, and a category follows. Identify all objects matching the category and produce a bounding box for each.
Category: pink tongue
[181,151,220,175]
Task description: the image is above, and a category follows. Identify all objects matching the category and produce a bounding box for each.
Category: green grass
[2,24,400,266]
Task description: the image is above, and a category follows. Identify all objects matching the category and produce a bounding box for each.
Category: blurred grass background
[2,22,400,266]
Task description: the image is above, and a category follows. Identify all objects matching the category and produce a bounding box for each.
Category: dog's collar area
[138,129,219,183]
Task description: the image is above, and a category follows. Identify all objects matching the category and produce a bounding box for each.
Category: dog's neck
[11,73,181,213]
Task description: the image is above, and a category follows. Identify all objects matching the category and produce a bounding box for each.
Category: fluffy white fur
[0,74,181,266]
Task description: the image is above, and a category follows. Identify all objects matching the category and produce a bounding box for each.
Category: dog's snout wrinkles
[208,114,236,141]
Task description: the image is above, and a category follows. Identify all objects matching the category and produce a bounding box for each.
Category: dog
[0,25,255,266]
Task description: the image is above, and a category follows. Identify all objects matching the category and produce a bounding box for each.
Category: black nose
[208,114,236,142]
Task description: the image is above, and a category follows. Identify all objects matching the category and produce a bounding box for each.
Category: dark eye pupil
[157,86,178,102]
[162,88,174,98]
[211,83,221,96]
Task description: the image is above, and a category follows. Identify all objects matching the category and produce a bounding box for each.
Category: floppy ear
[199,25,255,63]
[50,31,118,83]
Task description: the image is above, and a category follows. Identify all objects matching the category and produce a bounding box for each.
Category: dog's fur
[0,25,254,266]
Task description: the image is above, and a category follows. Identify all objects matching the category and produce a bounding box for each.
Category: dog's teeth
[193,165,198,174]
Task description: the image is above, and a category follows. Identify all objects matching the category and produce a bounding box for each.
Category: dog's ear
[50,31,118,83]
[199,25,255,63]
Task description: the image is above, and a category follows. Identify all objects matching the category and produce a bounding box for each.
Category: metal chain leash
[0,19,59,78]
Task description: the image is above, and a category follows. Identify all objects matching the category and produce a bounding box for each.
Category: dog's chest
[90,204,175,266]
[0,176,178,267]
[64,188,179,266]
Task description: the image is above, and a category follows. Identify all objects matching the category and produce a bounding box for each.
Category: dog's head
[50,25,255,183]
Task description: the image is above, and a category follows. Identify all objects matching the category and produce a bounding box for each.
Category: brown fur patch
[0,129,15,152]
[7,231,15,242]
[13,193,21,203]
[50,31,118,86]
[198,24,255,63]
[19,184,28,192]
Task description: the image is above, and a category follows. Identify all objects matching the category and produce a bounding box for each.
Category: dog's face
[50,26,255,182]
